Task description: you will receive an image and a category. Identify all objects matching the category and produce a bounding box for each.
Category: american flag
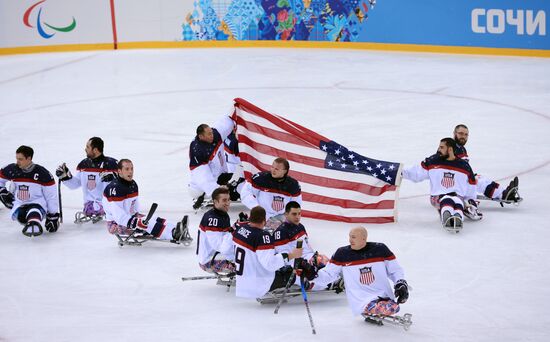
[360,266,375,285]
[17,185,30,201]
[233,98,402,224]
[87,174,96,190]
[441,172,455,188]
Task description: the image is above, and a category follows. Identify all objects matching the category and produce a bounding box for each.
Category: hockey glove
[296,259,318,281]
[464,199,483,221]
[302,280,315,291]
[100,171,116,183]
[55,163,72,181]
[394,279,409,304]
[238,212,249,222]
[227,182,240,201]
[127,214,147,230]
[45,213,60,232]
[0,187,14,209]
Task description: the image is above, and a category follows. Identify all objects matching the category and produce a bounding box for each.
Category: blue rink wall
[1,0,548,56]
[362,0,549,50]
[182,0,549,50]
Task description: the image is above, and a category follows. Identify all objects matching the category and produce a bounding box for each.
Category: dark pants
[269,266,294,292]
[14,204,45,224]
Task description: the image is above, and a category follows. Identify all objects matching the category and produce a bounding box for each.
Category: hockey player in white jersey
[402,138,477,232]
[197,187,236,274]
[55,137,118,224]
[240,157,302,230]
[188,113,242,210]
[103,159,191,244]
[453,124,521,208]
[274,201,329,266]
[232,206,302,299]
[307,226,409,317]
[0,145,60,237]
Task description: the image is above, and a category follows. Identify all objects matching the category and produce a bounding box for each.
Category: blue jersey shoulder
[200,208,231,229]
[251,171,301,196]
[332,242,393,263]
[189,129,223,168]
[103,178,138,198]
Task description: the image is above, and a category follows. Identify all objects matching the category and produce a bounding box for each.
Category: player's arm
[42,182,60,214]
[190,164,219,196]
[103,189,134,227]
[0,168,14,209]
[213,112,236,141]
[239,181,260,209]
[256,233,288,271]
[402,161,429,182]
[55,163,82,189]
[310,261,342,290]
[218,233,235,261]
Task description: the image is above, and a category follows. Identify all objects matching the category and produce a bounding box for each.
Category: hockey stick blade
[142,203,158,226]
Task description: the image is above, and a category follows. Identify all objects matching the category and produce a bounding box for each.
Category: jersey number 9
[235,247,246,276]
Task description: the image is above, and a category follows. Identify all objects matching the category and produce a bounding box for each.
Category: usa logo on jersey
[87,174,96,190]
[17,185,30,201]
[359,266,375,285]
[441,172,455,188]
[271,196,284,212]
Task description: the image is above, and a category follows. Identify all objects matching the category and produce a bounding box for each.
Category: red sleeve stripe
[199,224,232,232]
[289,230,307,241]
[274,239,290,246]
[233,238,255,251]
[256,244,274,250]
[331,255,396,266]
[11,178,55,186]
[105,192,138,202]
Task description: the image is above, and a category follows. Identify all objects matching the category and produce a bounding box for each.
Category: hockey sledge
[476,193,523,207]
[181,273,236,291]
[477,177,522,207]
[257,286,341,305]
[115,230,191,247]
[74,211,104,224]
[441,211,463,234]
[362,313,413,331]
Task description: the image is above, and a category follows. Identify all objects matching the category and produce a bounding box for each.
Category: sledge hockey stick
[141,203,158,226]
[274,240,303,314]
[57,181,63,223]
[299,273,317,335]
[181,275,220,281]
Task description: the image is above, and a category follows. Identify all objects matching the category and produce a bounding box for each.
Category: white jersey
[189,115,235,197]
[62,155,117,204]
[240,171,302,219]
[197,207,235,265]
[232,224,288,298]
[102,178,140,226]
[102,178,175,240]
[312,243,405,315]
[403,154,477,201]
[273,221,315,261]
[0,163,59,216]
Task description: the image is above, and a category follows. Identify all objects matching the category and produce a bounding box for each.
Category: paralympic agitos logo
[23,0,76,39]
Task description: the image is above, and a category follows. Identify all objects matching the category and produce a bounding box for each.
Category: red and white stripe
[233,98,401,224]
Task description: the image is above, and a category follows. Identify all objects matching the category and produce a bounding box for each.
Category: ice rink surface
[1,48,549,341]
